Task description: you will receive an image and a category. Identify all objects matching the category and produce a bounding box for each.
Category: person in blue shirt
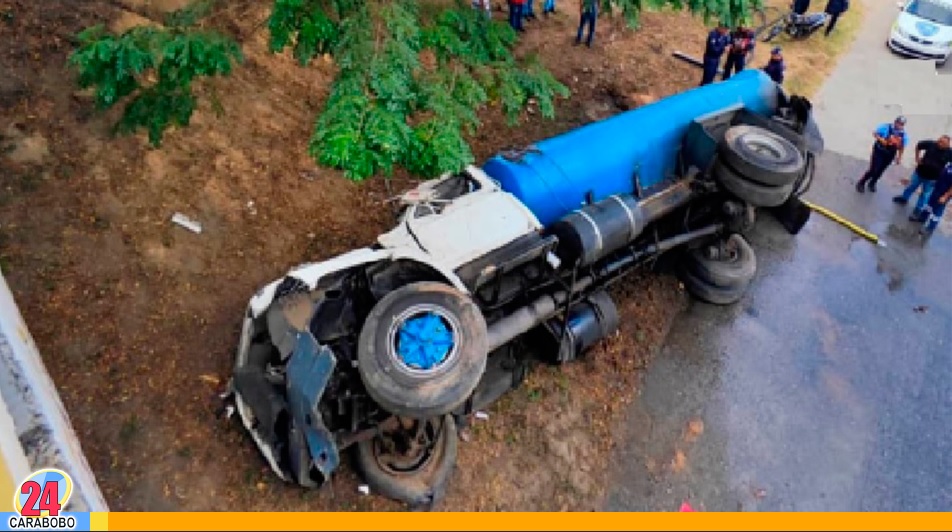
[699,23,732,86]
[917,164,952,237]
[763,46,786,84]
[856,116,909,193]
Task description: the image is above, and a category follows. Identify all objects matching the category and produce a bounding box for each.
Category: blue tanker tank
[482,69,780,227]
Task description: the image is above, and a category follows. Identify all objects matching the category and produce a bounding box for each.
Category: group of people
[696,0,852,88]
[699,22,786,86]
[485,0,599,47]
[857,116,952,238]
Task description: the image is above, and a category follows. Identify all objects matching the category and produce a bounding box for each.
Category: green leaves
[297,0,571,181]
[68,22,242,147]
[71,0,763,180]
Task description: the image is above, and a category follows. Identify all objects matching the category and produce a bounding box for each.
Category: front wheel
[355,414,458,508]
[357,281,489,419]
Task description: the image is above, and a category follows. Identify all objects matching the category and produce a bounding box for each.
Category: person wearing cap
[699,22,732,86]
[763,47,786,84]
[722,24,756,80]
[856,116,909,193]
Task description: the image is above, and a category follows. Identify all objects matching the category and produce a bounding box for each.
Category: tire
[678,265,750,306]
[357,281,488,419]
[719,124,805,187]
[685,233,757,288]
[355,414,458,508]
[715,159,795,208]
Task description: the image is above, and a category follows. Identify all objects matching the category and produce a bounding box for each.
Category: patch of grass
[758,0,869,97]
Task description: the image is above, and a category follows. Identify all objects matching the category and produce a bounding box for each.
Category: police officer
[856,116,909,193]
[700,22,732,86]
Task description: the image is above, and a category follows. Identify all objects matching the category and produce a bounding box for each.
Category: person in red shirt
[722,25,755,80]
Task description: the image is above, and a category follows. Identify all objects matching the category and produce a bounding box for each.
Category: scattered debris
[679,501,695,512]
[246,200,257,216]
[474,411,490,421]
[913,305,928,313]
[170,212,202,234]
[358,484,370,495]
[199,374,220,385]
[752,486,767,500]
[300,170,319,181]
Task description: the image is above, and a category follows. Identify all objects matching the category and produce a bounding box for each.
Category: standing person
[856,116,909,193]
[893,135,952,221]
[763,46,786,84]
[575,0,597,48]
[917,164,952,238]
[793,0,811,14]
[524,0,537,21]
[699,23,732,86]
[722,25,755,80]
[509,0,526,32]
[824,0,849,36]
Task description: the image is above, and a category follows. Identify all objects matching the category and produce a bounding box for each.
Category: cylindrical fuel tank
[543,290,619,363]
[547,193,645,267]
[482,69,778,227]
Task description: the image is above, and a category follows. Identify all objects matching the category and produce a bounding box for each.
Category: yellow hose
[801,199,884,246]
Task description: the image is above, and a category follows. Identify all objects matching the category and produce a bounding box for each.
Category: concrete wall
[0,269,108,512]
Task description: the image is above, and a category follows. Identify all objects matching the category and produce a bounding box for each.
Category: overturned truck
[224,69,824,507]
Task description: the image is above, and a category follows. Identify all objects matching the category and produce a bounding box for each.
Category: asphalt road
[605,1,952,512]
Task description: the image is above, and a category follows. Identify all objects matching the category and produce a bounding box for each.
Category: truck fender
[248,248,469,319]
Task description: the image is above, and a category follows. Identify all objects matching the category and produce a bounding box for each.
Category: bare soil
[0,0,726,511]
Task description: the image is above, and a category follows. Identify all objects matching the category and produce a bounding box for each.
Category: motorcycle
[760,2,830,42]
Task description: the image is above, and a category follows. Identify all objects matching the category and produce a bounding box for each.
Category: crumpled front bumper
[231,308,341,487]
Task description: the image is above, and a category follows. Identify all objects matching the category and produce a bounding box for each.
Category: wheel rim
[387,304,460,374]
[744,134,787,161]
[372,417,443,476]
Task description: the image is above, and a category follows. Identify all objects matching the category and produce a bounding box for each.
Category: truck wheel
[715,159,795,208]
[358,281,488,419]
[678,265,751,306]
[686,233,757,288]
[719,125,804,187]
[355,414,458,508]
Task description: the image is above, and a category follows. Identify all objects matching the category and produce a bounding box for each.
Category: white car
[888,0,952,66]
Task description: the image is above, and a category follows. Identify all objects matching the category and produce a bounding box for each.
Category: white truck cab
[889,0,952,66]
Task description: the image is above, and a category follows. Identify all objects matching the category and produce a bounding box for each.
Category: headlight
[892,23,908,38]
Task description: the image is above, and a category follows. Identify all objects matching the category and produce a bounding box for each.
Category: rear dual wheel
[714,125,805,208]
[678,233,758,306]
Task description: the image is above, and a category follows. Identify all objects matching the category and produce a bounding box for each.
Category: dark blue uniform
[764,58,786,84]
[700,30,731,86]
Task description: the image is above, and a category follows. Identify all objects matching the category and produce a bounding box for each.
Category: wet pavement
[605,1,952,511]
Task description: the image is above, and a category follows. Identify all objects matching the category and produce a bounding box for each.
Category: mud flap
[285,332,341,484]
[768,195,812,235]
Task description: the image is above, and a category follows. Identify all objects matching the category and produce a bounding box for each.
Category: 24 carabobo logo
[14,468,72,516]
[9,468,77,530]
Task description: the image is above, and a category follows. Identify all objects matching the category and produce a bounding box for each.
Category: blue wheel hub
[395,312,456,371]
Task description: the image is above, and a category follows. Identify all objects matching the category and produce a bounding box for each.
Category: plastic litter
[358,484,370,495]
[171,212,202,234]
[679,501,694,512]
[474,411,489,421]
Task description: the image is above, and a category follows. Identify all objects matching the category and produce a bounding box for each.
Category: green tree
[70,0,761,180]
